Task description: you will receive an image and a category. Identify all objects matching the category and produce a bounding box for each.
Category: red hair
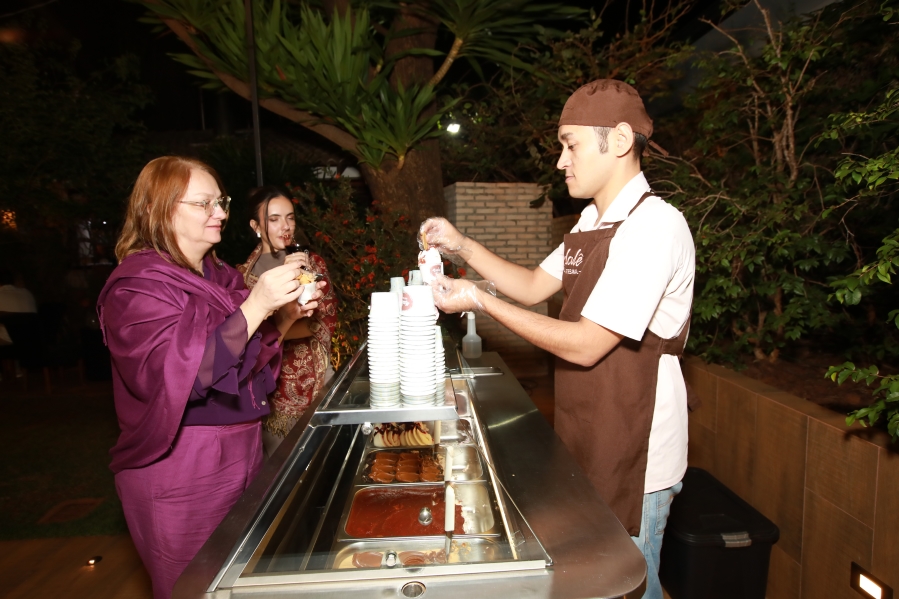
[115,156,226,273]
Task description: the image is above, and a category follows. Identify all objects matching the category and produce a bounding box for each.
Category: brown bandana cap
[558,79,654,138]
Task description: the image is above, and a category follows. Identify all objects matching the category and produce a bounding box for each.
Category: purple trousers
[115,421,263,599]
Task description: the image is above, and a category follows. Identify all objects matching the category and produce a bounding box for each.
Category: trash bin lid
[666,468,780,547]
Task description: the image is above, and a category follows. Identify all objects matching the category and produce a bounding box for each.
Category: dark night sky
[2,0,726,133]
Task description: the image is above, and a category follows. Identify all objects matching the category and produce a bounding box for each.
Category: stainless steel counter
[174,349,646,599]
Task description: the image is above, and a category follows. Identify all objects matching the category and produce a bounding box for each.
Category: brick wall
[683,357,898,599]
[444,182,553,376]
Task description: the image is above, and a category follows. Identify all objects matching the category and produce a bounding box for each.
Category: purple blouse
[97,250,280,473]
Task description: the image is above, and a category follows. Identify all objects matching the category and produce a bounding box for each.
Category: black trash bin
[660,467,779,599]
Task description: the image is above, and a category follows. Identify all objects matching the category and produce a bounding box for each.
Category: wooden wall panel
[752,396,808,563]
[806,420,878,527]
[873,446,899,592]
[682,359,718,432]
[766,544,801,599]
[686,416,717,475]
[801,490,873,599]
[714,379,757,502]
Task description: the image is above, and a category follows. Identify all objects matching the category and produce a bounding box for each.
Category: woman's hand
[241,263,304,338]
[273,280,327,340]
[284,252,310,269]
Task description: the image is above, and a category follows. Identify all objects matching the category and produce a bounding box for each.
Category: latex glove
[430,275,496,314]
[419,217,471,262]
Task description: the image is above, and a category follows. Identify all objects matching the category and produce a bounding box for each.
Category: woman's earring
[256,231,261,238]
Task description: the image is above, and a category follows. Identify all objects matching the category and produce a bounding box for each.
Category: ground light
[86,556,103,566]
[851,562,892,599]
[447,123,461,134]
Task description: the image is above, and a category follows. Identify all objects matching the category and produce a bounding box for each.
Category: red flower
[353,335,359,341]
[353,264,361,272]
[458,268,467,277]
[366,215,375,223]
[291,198,299,205]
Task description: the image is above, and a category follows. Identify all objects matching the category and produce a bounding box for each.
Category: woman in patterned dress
[237,186,338,456]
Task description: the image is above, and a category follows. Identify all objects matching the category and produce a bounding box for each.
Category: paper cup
[370,292,401,319]
[401,285,435,317]
[390,277,405,293]
[298,282,317,305]
[419,248,444,284]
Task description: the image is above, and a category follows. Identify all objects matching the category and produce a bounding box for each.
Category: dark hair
[593,126,647,163]
[247,185,311,256]
[633,133,648,161]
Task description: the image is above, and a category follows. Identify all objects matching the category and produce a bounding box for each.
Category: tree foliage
[134,0,582,220]
[824,80,899,440]
[0,30,150,297]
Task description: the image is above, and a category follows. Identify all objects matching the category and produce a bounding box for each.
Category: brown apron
[555,192,690,536]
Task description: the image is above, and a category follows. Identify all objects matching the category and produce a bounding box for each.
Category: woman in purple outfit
[96,156,323,599]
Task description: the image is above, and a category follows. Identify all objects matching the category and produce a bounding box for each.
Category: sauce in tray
[345,486,463,537]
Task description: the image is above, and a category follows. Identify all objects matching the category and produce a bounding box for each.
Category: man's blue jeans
[632,481,683,599]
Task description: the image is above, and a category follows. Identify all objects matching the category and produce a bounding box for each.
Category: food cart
[173,342,646,599]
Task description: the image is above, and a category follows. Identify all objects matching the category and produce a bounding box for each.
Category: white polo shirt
[540,172,695,494]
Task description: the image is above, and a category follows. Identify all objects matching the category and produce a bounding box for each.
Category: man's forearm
[464,238,558,306]
[479,293,622,367]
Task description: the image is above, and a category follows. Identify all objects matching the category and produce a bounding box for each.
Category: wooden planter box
[682,356,898,599]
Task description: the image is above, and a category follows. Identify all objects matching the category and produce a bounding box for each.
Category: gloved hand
[430,275,496,314]
[419,217,472,262]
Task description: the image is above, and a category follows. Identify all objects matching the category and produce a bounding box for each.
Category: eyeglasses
[180,196,231,216]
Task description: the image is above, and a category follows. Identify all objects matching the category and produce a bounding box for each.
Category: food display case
[174,342,647,599]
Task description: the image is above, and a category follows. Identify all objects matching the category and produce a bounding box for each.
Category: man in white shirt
[422,79,695,599]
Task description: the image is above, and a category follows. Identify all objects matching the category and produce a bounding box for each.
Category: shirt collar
[575,172,651,231]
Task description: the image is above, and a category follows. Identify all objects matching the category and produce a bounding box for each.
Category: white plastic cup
[401,285,435,316]
[390,277,405,293]
[298,282,317,305]
[408,270,423,286]
[370,292,401,319]
[419,248,444,284]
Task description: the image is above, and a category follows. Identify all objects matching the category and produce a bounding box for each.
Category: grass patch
[0,382,128,539]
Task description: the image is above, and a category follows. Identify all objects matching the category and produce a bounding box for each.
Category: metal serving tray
[335,482,500,543]
[357,445,484,486]
[364,418,476,449]
[329,537,508,570]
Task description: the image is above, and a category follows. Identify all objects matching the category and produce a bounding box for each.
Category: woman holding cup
[97,157,322,599]
[236,185,338,456]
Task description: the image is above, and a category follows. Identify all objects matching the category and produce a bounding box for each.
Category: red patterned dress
[237,245,339,438]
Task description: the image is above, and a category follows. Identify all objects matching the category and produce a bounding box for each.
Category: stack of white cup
[399,285,438,405]
[433,325,446,405]
[367,292,401,407]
